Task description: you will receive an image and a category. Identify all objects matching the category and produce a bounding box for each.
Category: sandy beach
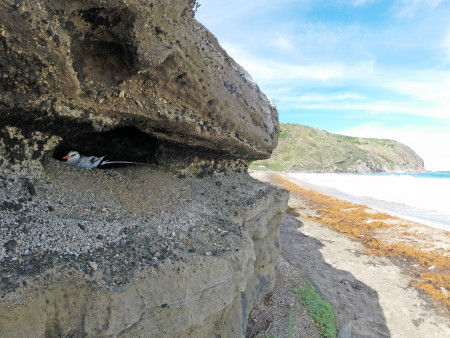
[251,172,450,337]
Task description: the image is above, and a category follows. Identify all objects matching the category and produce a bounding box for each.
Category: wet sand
[252,172,450,338]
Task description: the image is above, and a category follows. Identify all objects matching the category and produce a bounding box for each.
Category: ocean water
[287,171,450,231]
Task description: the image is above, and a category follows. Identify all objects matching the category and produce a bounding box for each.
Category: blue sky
[196,0,450,170]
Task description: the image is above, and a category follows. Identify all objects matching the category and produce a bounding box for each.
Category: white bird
[62,151,153,169]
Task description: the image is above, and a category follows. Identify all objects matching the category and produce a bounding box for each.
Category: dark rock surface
[0,0,279,161]
[0,162,288,337]
[0,0,287,336]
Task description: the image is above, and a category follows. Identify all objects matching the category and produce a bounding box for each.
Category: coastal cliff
[251,124,425,173]
[0,1,288,336]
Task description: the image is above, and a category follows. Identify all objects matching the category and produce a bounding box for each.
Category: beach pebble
[3,239,17,253]
[89,261,98,271]
[338,321,352,338]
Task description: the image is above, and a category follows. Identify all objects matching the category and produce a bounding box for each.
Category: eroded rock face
[0,162,288,337]
[0,0,287,336]
[0,0,278,160]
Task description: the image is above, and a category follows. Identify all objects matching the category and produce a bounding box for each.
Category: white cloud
[275,99,449,120]
[223,44,344,82]
[295,23,343,51]
[393,0,444,17]
[245,59,364,82]
[384,72,450,118]
[274,65,450,119]
[222,42,376,84]
[224,41,450,121]
[297,92,365,102]
[338,123,450,170]
[269,35,295,52]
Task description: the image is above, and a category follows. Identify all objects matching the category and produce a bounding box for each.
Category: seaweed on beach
[271,174,450,309]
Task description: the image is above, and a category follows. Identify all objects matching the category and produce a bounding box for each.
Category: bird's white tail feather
[100,160,155,166]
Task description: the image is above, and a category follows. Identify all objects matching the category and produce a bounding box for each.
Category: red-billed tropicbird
[62,151,153,169]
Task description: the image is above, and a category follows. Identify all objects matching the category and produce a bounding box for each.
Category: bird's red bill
[62,155,71,159]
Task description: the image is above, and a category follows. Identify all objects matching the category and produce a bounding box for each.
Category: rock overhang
[0,0,279,161]
[0,1,288,335]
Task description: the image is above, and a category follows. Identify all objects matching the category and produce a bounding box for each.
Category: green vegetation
[250,123,424,172]
[287,306,296,338]
[295,281,337,338]
[193,1,201,12]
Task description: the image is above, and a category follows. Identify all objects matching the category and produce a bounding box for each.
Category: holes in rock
[53,127,159,166]
[68,7,137,86]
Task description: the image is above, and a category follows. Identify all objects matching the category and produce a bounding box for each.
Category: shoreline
[251,171,450,337]
[285,172,450,232]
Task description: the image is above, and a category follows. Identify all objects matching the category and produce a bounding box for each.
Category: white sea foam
[287,172,450,231]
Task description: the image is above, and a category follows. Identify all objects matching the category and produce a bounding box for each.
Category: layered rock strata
[0,160,288,337]
[0,0,287,336]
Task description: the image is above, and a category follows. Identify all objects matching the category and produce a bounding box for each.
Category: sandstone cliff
[0,1,288,336]
[251,124,425,173]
